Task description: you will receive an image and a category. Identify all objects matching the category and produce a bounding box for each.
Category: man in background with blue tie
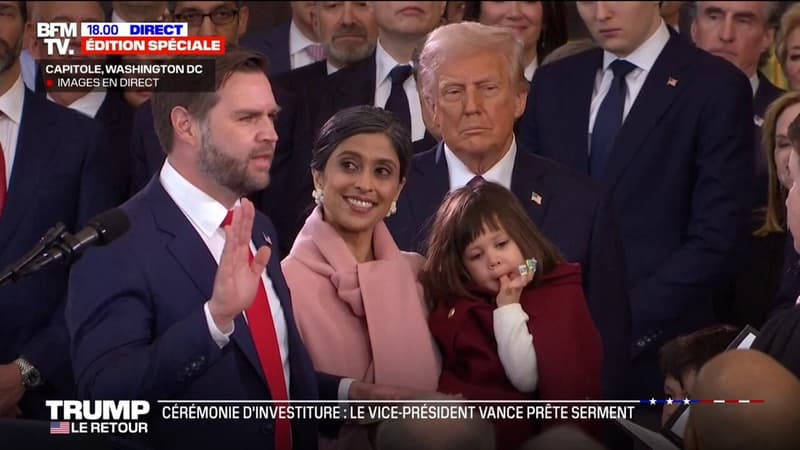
[518,1,753,398]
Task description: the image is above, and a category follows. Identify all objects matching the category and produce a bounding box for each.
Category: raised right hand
[207,199,271,332]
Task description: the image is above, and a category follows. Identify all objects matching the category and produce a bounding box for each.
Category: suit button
[260,422,274,435]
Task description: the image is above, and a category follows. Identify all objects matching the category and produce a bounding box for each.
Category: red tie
[222,211,291,449]
[0,140,6,217]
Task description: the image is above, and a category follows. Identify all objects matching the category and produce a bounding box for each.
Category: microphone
[0,208,130,285]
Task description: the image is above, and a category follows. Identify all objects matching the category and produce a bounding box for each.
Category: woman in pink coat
[281,106,441,449]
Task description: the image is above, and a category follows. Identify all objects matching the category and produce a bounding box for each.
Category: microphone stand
[0,223,69,286]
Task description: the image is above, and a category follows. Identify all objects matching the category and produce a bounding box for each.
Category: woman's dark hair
[464,1,567,61]
[659,324,740,388]
[419,181,564,305]
[311,106,413,179]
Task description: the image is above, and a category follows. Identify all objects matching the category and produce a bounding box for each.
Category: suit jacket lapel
[0,90,58,255]
[333,52,376,110]
[510,149,552,226]
[148,180,268,384]
[408,144,450,238]
[602,33,689,188]
[563,49,602,172]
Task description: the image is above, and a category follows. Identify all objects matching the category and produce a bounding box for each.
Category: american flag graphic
[50,421,70,434]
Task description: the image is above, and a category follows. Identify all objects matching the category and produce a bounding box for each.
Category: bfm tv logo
[36,23,79,57]
[46,400,150,435]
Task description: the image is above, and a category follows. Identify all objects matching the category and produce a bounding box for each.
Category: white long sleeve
[493,303,538,393]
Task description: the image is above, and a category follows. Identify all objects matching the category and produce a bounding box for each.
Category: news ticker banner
[45,399,765,436]
[36,22,223,92]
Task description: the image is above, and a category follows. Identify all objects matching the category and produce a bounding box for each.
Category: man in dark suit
[242,1,321,77]
[690,1,785,328]
[387,21,631,407]
[67,48,328,450]
[27,1,135,200]
[518,1,753,397]
[68,46,411,450]
[129,0,249,196]
[690,1,783,211]
[0,0,124,419]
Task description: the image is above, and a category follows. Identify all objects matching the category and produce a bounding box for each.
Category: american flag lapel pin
[667,77,678,87]
[531,191,542,205]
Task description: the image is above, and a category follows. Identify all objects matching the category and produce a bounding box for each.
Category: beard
[198,122,271,197]
[327,25,375,65]
[0,35,22,74]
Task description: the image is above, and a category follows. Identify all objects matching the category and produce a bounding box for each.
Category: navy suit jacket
[242,22,292,77]
[385,143,631,400]
[0,89,124,417]
[66,178,332,450]
[129,100,162,196]
[95,90,135,201]
[325,52,437,155]
[518,31,754,346]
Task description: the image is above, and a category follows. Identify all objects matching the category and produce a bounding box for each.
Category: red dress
[429,263,603,450]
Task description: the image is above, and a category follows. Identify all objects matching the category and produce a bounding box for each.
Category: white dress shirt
[289,20,318,70]
[749,74,759,98]
[587,20,671,148]
[374,40,425,142]
[47,90,107,119]
[159,160,291,390]
[444,136,518,191]
[524,56,538,82]
[0,76,24,186]
[20,50,36,91]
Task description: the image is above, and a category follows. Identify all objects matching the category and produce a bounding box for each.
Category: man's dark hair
[659,324,740,388]
[150,45,269,153]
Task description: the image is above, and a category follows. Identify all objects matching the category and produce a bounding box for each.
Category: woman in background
[469,1,567,82]
[756,93,800,317]
[777,3,800,91]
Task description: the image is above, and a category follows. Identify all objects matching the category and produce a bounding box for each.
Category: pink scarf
[284,207,440,390]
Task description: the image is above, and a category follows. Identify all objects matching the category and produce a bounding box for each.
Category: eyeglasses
[173,8,239,27]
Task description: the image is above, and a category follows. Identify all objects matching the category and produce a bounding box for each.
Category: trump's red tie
[222,211,291,449]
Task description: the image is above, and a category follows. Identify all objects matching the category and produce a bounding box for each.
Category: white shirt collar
[0,75,25,123]
[47,90,107,118]
[326,60,339,75]
[602,20,670,74]
[444,136,517,191]
[289,20,317,56]
[159,159,239,238]
[750,73,759,97]
[524,56,538,82]
[375,39,411,86]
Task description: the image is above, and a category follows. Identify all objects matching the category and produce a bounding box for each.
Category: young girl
[420,182,603,449]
